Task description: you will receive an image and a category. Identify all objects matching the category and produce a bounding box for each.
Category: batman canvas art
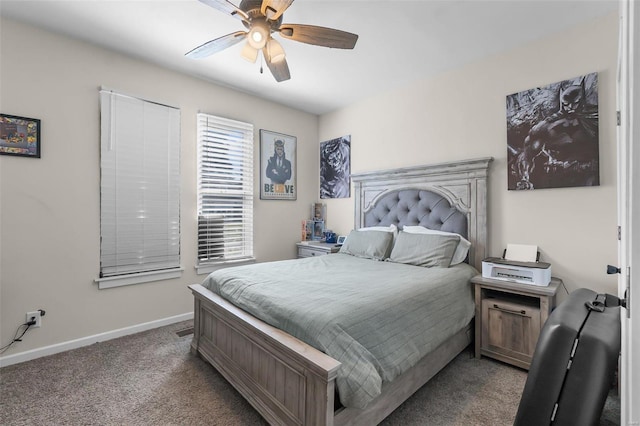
[506,73,599,190]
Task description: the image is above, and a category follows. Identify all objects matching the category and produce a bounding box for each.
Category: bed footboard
[333,324,471,426]
[189,284,341,426]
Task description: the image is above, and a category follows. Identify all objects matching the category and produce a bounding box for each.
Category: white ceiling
[0,0,617,115]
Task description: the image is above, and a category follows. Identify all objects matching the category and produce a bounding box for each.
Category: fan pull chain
[260,53,264,74]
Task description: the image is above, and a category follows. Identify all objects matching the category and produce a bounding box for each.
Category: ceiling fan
[185,0,359,82]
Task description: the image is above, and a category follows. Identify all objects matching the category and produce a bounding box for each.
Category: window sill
[95,267,184,289]
[196,258,255,275]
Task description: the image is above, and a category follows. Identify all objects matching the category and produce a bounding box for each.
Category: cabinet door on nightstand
[482,298,541,365]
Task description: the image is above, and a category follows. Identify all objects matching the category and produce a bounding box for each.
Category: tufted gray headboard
[363,189,468,238]
[352,157,493,270]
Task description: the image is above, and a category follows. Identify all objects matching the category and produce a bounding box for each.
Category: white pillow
[359,223,397,232]
[402,225,471,265]
[358,224,398,239]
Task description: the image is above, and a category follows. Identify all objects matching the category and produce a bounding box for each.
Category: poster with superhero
[506,72,599,190]
[320,135,351,199]
[260,129,296,200]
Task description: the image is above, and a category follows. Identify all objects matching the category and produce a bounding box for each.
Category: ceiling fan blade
[279,24,358,49]
[260,0,294,21]
[262,48,291,82]
[185,31,247,59]
[198,0,248,21]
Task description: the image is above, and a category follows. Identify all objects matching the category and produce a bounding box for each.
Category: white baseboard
[0,312,193,368]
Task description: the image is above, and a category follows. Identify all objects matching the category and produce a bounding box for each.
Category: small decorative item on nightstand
[311,202,326,221]
[471,274,561,370]
[302,203,328,242]
[302,220,314,241]
[324,231,337,244]
[312,220,325,240]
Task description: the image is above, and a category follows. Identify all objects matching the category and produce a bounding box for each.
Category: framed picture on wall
[320,135,350,199]
[260,129,297,200]
[506,72,599,190]
[0,114,41,158]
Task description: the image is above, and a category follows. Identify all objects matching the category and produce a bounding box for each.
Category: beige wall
[0,11,620,361]
[319,12,619,298]
[0,18,318,357]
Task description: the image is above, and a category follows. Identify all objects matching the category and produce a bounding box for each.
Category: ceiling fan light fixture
[240,42,259,63]
[266,38,286,63]
[247,22,269,49]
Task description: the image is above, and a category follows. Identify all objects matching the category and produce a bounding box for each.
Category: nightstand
[296,242,340,258]
[471,275,561,370]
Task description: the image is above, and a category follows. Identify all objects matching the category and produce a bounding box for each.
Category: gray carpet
[0,320,620,425]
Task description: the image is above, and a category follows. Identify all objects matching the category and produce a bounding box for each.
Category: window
[96,90,182,289]
[197,113,254,273]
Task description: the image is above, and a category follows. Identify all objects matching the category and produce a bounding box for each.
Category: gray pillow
[388,231,459,267]
[339,229,394,260]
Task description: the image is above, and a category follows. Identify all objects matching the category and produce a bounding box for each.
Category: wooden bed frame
[189,157,493,425]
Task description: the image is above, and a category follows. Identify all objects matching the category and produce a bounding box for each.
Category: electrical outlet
[26,311,42,328]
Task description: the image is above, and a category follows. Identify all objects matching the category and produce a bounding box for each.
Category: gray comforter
[202,253,476,408]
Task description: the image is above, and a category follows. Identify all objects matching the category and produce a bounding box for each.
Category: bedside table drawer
[298,247,327,258]
[296,242,340,258]
[481,297,541,366]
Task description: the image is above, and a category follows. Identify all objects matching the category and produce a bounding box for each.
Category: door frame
[616,1,638,424]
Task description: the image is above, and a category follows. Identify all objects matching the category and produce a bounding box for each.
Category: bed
[189,157,492,425]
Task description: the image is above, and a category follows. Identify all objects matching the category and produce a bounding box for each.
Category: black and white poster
[320,135,351,199]
[506,72,599,190]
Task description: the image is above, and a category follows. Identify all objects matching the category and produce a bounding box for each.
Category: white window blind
[98,90,181,286]
[197,113,254,266]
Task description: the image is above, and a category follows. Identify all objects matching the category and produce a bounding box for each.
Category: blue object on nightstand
[324,232,337,244]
